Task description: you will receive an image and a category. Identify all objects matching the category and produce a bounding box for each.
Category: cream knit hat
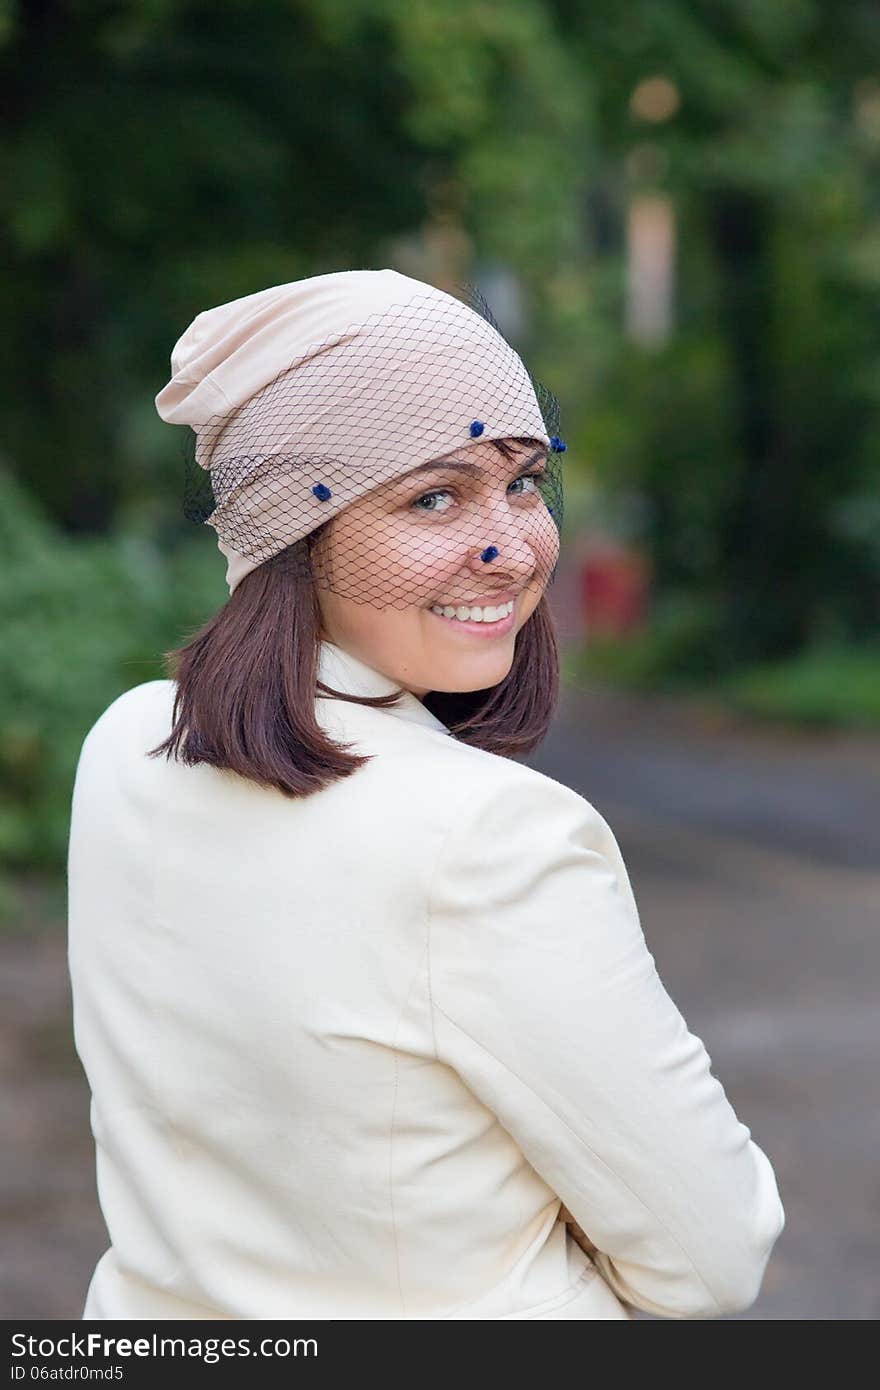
[155,268,564,597]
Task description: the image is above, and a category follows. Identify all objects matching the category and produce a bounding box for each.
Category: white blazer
[67,638,785,1320]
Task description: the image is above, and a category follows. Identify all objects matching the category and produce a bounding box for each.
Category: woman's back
[67,640,783,1320]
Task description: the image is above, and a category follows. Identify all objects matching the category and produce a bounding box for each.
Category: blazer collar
[316,640,452,736]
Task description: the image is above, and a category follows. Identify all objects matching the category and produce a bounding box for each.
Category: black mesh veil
[177,281,566,613]
[454,281,563,441]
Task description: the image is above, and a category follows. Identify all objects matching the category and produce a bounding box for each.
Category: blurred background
[1,0,878,1320]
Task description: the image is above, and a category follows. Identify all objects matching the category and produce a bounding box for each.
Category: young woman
[66,269,785,1320]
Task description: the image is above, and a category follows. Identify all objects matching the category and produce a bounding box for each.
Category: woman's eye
[412,488,455,513]
[411,470,545,513]
[510,470,545,495]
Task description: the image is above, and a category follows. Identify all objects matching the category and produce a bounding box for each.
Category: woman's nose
[463,529,537,581]
[463,511,557,578]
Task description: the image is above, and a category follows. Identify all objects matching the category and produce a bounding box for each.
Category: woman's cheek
[516,588,542,630]
[538,511,561,571]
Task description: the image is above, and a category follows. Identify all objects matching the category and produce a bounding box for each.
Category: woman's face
[313,437,559,698]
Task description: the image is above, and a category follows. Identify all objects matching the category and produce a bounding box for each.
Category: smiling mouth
[428,598,515,623]
[425,597,518,639]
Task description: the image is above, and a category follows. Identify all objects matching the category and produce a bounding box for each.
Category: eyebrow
[405,446,548,482]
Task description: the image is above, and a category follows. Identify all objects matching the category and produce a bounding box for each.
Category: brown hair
[147,439,560,795]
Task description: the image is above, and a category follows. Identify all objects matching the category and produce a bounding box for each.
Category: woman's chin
[427,645,515,693]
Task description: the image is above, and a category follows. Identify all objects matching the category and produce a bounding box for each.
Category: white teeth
[429,599,514,623]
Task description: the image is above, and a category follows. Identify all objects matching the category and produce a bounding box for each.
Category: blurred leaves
[0,468,225,875]
[0,0,593,538]
[1,0,880,880]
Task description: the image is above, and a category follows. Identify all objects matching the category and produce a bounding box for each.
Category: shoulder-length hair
[148,439,560,796]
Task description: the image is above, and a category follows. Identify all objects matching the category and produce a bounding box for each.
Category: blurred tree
[551,0,880,659]
[1,0,878,672]
[0,0,589,535]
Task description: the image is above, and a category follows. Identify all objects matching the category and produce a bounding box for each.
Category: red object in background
[580,540,651,638]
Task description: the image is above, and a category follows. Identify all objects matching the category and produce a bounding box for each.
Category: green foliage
[566,598,880,730]
[0,0,592,540]
[0,469,226,876]
[554,0,880,659]
[1,0,879,894]
[566,590,729,691]
[719,641,880,729]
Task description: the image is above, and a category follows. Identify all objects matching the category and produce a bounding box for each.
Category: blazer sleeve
[426,774,785,1319]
